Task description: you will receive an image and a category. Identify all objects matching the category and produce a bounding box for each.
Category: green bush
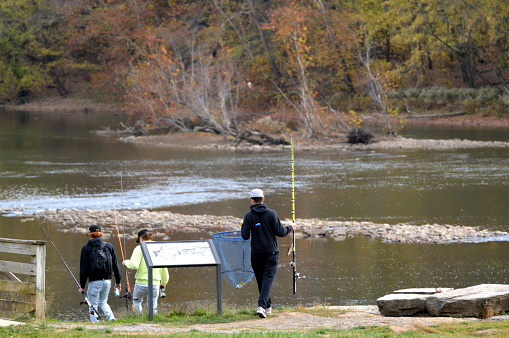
[0,63,20,102]
[394,87,504,105]
[476,87,503,104]
[483,101,509,117]
[388,87,506,115]
[459,88,477,101]
[463,99,477,114]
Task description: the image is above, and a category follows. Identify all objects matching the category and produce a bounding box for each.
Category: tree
[264,1,326,138]
[312,0,357,96]
[384,0,509,90]
[115,0,253,136]
[209,0,284,113]
[123,32,243,135]
[356,29,401,134]
[0,0,69,101]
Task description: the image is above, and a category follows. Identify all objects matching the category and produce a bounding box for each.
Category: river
[1,110,508,321]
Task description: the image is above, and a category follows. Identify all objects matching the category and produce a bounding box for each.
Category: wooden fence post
[0,238,46,320]
[33,243,46,320]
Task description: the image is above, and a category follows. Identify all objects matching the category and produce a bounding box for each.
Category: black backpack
[90,242,112,275]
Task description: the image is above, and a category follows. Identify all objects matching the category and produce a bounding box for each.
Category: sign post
[140,240,222,320]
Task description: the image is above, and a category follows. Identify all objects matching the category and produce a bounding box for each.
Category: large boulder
[377,293,428,316]
[377,288,452,316]
[426,284,509,318]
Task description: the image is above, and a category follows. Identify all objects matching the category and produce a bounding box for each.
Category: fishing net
[212,230,254,289]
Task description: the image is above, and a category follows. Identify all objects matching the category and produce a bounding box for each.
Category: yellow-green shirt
[124,242,169,286]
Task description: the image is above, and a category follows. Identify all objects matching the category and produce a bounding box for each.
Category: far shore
[5,95,509,151]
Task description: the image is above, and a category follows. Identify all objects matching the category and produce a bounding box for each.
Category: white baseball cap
[249,189,264,198]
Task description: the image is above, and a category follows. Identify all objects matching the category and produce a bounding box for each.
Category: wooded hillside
[1,0,509,139]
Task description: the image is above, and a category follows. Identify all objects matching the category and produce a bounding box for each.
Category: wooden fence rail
[0,238,46,320]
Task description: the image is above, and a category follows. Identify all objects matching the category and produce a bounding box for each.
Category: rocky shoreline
[28,208,509,244]
[118,133,509,153]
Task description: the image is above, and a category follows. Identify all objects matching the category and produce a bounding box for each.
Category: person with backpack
[79,225,121,322]
[122,229,169,314]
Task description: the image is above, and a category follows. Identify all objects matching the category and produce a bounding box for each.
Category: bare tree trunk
[356,30,395,134]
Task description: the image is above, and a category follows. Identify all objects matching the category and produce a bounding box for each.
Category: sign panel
[142,240,219,268]
[140,240,222,320]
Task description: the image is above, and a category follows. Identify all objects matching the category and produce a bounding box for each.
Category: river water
[1,110,509,321]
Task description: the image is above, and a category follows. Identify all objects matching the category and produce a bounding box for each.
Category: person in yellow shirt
[122,229,169,314]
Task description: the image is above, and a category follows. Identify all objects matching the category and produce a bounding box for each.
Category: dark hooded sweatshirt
[241,203,293,253]
[80,238,121,289]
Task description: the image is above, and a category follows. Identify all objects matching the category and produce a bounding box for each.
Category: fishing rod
[114,201,133,309]
[115,172,134,310]
[41,227,100,320]
[288,136,300,295]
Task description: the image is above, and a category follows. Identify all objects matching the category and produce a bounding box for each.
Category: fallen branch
[233,130,289,146]
[401,112,466,119]
[91,122,147,136]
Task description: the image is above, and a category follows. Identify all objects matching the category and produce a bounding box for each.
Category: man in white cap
[241,188,296,318]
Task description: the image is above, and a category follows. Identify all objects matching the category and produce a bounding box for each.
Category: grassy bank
[3,306,509,337]
[3,319,509,337]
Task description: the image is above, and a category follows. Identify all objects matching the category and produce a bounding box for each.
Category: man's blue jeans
[87,279,115,322]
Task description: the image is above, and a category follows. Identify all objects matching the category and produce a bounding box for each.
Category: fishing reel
[79,297,101,320]
[120,291,133,300]
[290,262,305,279]
[89,310,100,320]
[295,272,305,279]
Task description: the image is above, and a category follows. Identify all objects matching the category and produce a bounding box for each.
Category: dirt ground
[44,306,484,334]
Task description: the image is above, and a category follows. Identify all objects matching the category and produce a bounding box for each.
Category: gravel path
[44,306,482,334]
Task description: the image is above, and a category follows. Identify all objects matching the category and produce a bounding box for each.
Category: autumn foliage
[2,0,509,139]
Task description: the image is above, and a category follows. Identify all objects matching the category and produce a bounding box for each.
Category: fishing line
[41,227,100,320]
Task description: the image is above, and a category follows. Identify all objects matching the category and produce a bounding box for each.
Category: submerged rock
[26,208,509,244]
